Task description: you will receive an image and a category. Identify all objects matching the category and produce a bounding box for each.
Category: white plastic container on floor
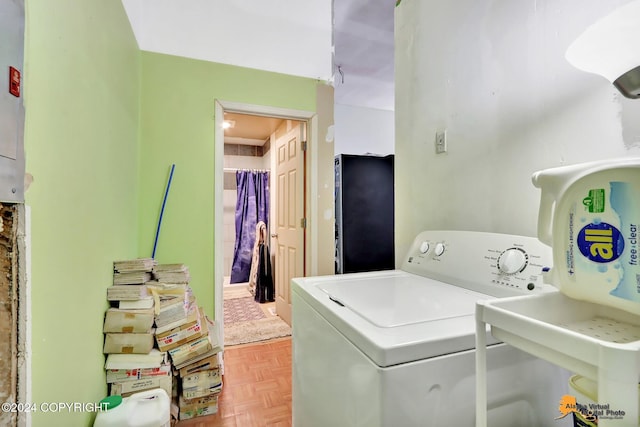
[532,157,640,314]
[93,388,170,427]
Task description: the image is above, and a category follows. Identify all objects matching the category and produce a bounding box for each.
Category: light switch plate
[435,131,447,154]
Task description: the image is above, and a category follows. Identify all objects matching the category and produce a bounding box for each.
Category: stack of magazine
[107,258,156,304]
[102,259,222,423]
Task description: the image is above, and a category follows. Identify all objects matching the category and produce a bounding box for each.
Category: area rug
[224,297,266,324]
[224,317,292,346]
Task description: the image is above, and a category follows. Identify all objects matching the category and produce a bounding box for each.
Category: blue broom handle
[152,164,175,259]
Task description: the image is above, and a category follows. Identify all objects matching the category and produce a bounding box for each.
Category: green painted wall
[138,52,317,318]
[22,3,318,424]
[24,0,140,425]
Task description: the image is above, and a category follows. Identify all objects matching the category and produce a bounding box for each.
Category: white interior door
[274,123,305,325]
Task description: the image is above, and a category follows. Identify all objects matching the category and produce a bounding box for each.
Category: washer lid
[292,270,500,367]
[318,274,486,328]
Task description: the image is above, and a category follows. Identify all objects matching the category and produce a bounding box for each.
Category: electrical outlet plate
[435,131,447,154]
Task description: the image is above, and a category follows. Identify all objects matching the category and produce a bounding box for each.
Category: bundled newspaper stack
[103,258,173,397]
[104,350,173,398]
[172,316,222,420]
[149,264,222,421]
[153,263,190,284]
[104,258,157,356]
[102,260,223,423]
[107,258,156,306]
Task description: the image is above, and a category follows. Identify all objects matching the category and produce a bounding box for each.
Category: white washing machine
[292,230,573,427]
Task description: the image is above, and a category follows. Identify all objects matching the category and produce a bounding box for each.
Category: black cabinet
[335,154,395,274]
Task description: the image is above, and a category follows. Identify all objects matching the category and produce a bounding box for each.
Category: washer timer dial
[497,248,528,275]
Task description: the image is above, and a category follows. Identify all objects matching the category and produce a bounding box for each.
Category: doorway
[214,101,314,347]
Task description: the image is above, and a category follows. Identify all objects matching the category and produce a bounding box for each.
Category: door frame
[214,100,317,345]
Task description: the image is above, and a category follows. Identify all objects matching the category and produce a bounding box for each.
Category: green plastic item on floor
[99,395,122,411]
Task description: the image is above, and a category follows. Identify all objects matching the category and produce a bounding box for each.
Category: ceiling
[333,0,395,111]
[121,0,394,140]
[223,113,284,146]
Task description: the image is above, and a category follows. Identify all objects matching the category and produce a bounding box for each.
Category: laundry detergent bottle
[532,157,640,314]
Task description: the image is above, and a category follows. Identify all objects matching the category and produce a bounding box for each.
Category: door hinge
[300,218,307,228]
[300,140,307,151]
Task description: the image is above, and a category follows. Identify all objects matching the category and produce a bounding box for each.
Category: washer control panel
[402,230,553,297]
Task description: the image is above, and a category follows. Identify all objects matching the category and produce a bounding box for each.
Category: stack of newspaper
[102,259,223,422]
[103,259,168,395]
[149,265,222,420]
[150,284,190,329]
[171,317,222,420]
[104,259,157,356]
[152,263,191,284]
[105,350,172,398]
[107,258,156,305]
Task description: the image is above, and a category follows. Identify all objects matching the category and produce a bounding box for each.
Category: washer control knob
[419,242,430,254]
[434,243,445,256]
[498,248,528,274]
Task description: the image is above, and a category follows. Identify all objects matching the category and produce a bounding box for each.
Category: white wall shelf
[475,291,640,427]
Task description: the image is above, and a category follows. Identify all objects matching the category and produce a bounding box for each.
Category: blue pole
[152,164,175,259]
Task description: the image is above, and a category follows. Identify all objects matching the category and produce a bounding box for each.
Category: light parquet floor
[177,338,292,427]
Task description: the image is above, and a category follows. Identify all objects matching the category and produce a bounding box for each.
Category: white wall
[394,0,640,263]
[334,104,395,155]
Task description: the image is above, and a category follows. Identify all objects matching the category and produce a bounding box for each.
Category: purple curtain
[230,170,269,284]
